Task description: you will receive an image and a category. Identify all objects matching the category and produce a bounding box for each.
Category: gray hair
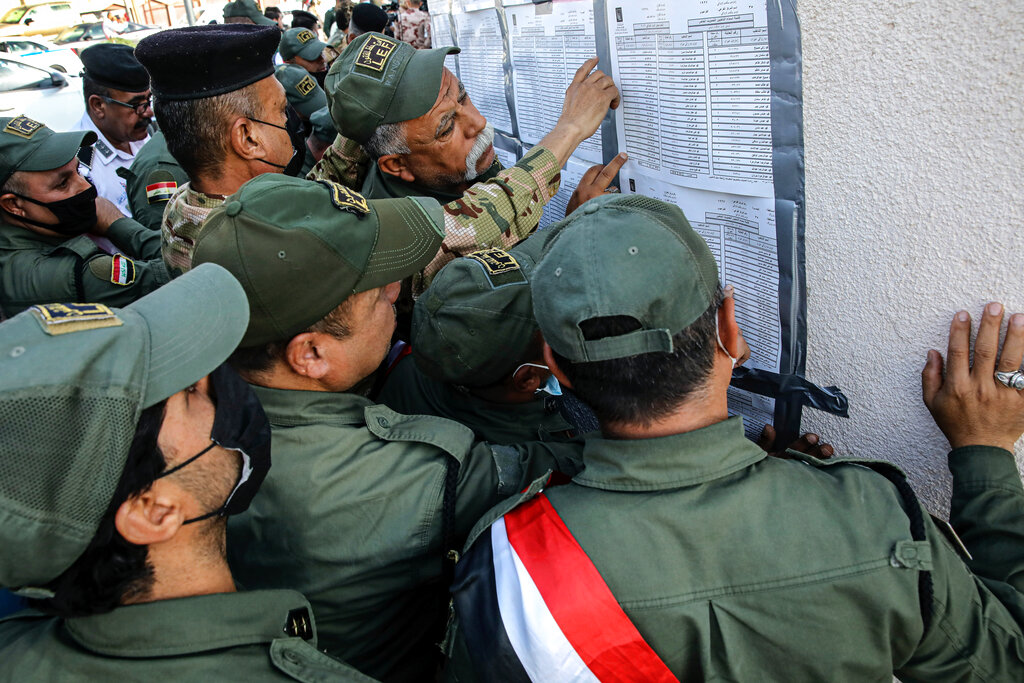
[0,171,27,197]
[154,84,262,180]
[363,121,410,160]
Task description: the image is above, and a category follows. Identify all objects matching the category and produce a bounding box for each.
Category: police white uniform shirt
[74,112,149,218]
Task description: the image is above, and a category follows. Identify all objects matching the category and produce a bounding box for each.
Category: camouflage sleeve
[417,146,561,292]
[308,134,371,190]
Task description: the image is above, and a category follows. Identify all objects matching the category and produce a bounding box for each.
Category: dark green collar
[0,219,65,251]
[360,159,502,202]
[250,384,372,426]
[573,416,767,492]
[65,590,315,658]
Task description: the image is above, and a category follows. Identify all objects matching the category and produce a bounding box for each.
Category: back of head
[290,9,318,30]
[0,264,249,612]
[532,195,723,426]
[411,231,553,388]
[350,2,388,35]
[223,0,277,25]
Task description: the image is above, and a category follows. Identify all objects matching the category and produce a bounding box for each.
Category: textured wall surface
[797,0,1023,512]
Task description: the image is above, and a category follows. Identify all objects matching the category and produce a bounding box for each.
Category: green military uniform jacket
[0,590,376,682]
[226,385,583,683]
[117,132,189,232]
[377,355,575,444]
[0,216,172,318]
[448,416,1024,681]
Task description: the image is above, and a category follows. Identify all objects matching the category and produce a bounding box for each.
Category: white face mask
[513,362,563,396]
[716,317,738,369]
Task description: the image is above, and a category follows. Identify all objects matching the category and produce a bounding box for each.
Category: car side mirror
[24,18,33,25]
[50,72,67,87]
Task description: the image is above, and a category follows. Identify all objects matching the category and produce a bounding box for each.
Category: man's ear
[377,154,415,183]
[717,296,741,358]
[284,332,331,379]
[511,363,545,395]
[230,116,263,161]
[0,193,23,217]
[86,94,106,119]
[541,341,573,389]
[114,481,184,546]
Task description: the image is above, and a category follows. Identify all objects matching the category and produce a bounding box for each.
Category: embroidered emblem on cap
[296,74,316,96]
[355,35,397,71]
[4,116,43,139]
[146,180,177,204]
[110,254,136,286]
[297,29,315,43]
[318,180,370,216]
[467,248,520,275]
[30,303,123,336]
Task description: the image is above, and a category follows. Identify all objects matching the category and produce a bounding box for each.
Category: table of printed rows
[695,212,780,370]
[616,15,771,183]
[511,27,601,156]
[456,20,513,132]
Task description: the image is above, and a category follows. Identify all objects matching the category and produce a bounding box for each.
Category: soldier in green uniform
[223,0,278,26]
[117,131,189,231]
[135,24,298,275]
[377,231,576,444]
[314,32,622,294]
[0,264,373,682]
[279,27,328,77]
[191,174,583,682]
[447,194,1024,681]
[274,64,328,178]
[0,116,171,318]
[303,105,337,177]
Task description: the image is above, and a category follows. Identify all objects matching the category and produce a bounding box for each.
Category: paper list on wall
[453,7,513,134]
[430,0,456,48]
[506,1,602,165]
[536,156,592,229]
[621,172,780,437]
[493,145,518,170]
[607,1,773,198]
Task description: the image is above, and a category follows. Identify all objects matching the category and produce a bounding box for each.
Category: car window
[55,23,87,43]
[0,58,52,91]
[1,7,28,24]
[87,23,104,39]
[8,40,44,54]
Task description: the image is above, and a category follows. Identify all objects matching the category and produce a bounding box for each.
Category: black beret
[80,43,149,92]
[289,9,317,29]
[351,3,388,33]
[135,25,279,101]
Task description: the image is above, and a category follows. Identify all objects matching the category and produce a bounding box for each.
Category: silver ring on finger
[995,370,1024,390]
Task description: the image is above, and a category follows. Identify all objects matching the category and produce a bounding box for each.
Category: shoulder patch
[3,115,43,139]
[93,139,114,161]
[317,180,370,216]
[30,303,123,336]
[355,35,398,72]
[295,74,316,97]
[296,29,315,43]
[145,169,177,204]
[467,248,520,275]
[88,254,136,285]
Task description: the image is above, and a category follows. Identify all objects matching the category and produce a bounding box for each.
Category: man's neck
[126,532,236,605]
[191,164,263,198]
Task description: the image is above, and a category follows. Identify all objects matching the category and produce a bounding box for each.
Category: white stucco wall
[798,0,1024,511]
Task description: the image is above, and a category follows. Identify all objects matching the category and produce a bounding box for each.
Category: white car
[0,36,81,73]
[0,3,80,39]
[0,55,84,130]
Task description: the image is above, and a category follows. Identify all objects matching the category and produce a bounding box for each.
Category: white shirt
[74,112,149,218]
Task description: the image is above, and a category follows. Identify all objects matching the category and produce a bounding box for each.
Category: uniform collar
[361,158,502,203]
[573,416,766,492]
[64,590,316,658]
[249,384,372,426]
[77,112,148,165]
[0,218,64,250]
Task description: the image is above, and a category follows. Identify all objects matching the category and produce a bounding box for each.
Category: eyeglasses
[101,95,152,116]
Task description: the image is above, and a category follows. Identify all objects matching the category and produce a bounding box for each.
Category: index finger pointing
[571,56,600,84]
[595,152,628,186]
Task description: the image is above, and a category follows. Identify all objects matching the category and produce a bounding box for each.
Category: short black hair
[290,10,318,30]
[552,286,724,427]
[229,299,353,376]
[29,402,168,617]
[82,74,110,107]
[264,6,281,19]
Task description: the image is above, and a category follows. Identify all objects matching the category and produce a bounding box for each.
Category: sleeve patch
[88,255,136,286]
[317,180,370,216]
[30,303,123,335]
[146,181,177,204]
[467,248,520,275]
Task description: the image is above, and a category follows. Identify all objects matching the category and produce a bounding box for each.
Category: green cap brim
[296,38,325,61]
[127,263,250,408]
[17,129,96,174]
[355,196,446,293]
[383,45,460,125]
[293,86,328,119]
[250,10,277,25]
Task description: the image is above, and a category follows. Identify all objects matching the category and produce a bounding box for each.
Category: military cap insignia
[30,303,123,336]
[297,29,315,43]
[355,35,398,72]
[4,116,44,139]
[467,248,520,275]
[296,74,316,97]
[318,180,370,216]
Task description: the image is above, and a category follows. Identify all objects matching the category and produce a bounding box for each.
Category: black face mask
[313,69,327,90]
[250,106,306,177]
[7,183,98,236]
[155,364,272,525]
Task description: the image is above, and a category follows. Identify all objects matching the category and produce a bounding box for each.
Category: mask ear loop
[716,316,738,369]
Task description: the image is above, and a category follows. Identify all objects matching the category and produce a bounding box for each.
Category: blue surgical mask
[514,362,563,397]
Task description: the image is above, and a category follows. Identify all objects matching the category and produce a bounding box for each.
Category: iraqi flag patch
[111,254,136,286]
[146,180,177,204]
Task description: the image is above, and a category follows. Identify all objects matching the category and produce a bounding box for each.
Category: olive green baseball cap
[0,115,96,186]
[325,32,459,144]
[223,0,277,25]
[0,263,249,592]
[532,194,720,363]
[412,231,554,387]
[275,64,327,118]
[192,174,446,348]
[279,27,324,61]
[310,105,337,143]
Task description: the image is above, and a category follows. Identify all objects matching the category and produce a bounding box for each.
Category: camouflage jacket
[309,136,561,294]
[396,7,431,49]
[160,183,225,275]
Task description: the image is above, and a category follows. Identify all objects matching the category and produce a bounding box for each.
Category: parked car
[0,55,84,130]
[0,36,81,73]
[0,3,80,39]
[52,21,162,52]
